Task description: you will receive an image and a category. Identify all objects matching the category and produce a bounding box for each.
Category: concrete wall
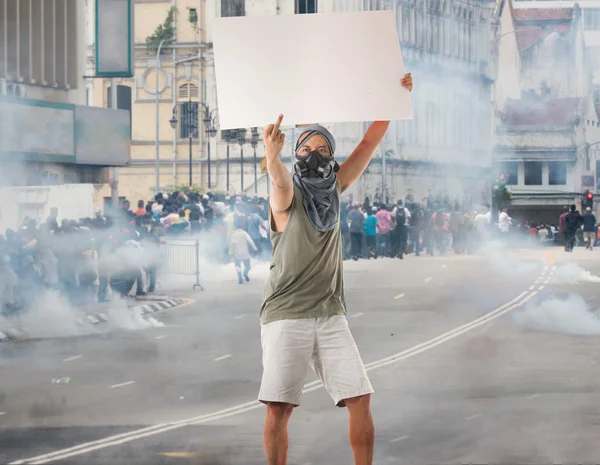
[0,184,96,233]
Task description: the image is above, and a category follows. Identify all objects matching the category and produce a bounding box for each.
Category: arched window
[178,82,199,100]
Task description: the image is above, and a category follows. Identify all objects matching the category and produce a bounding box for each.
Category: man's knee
[265,402,294,426]
[345,394,371,414]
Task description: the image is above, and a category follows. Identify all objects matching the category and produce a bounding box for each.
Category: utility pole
[110,79,119,207]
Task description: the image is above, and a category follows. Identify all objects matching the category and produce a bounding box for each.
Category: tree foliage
[146,6,177,52]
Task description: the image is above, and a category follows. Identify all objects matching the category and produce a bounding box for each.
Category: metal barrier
[159,239,203,290]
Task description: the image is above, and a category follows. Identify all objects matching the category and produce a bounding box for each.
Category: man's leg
[264,402,294,465]
[234,259,243,283]
[345,395,375,465]
[259,319,314,465]
[311,316,375,465]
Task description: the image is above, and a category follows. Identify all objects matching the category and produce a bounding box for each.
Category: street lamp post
[155,37,174,195]
[222,129,237,193]
[170,101,217,190]
[237,128,247,192]
[199,103,218,189]
[251,127,259,194]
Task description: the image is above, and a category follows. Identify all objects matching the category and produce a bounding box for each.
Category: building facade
[493,0,600,223]
[0,0,130,230]
[89,0,498,208]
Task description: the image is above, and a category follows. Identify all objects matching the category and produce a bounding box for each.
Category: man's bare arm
[337,121,390,192]
[267,155,293,213]
[264,115,293,213]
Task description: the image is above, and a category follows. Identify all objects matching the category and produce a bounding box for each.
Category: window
[179,102,199,139]
[296,0,317,14]
[107,85,132,136]
[499,162,518,185]
[584,8,600,30]
[221,0,245,17]
[548,162,567,185]
[178,82,199,99]
[524,161,543,185]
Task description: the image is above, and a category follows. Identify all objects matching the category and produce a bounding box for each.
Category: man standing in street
[259,74,413,465]
[564,204,583,252]
[375,205,393,257]
[348,203,365,260]
[582,207,597,251]
[498,207,512,238]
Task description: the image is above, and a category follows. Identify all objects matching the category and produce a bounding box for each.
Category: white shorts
[258,315,373,407]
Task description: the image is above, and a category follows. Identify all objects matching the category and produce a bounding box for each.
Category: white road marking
[544,279,550,284]
[589,296,596,301]
[441,264,447,268]
[351,312,364,318]
[527,393,539,400]
[110,381,136,389]
[0,412,6,416]
[234,314,247,320]
[393,293,405,300]
[528,286,535,291]
[9,288,540,465]
[214,354,233,362]
[424,277,432,282]
[62,355,82,362]
[154,335,169,340]
[389,435,410,443]
[538,286,544,291]
[465,414,482,421]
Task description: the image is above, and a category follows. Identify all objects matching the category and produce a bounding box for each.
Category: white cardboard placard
[213,10,412,129]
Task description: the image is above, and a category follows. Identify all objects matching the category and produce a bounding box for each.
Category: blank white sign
[213,10,412,130]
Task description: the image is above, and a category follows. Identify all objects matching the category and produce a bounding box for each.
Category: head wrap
[295,124,336,156]
[292,124,340,233]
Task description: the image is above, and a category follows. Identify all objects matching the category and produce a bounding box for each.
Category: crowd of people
[0,191,271,318]
[340,198,504,260]
[2,190,598,317]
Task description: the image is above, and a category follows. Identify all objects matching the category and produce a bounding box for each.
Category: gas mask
[294,151,340,180]
[293,125,339,180]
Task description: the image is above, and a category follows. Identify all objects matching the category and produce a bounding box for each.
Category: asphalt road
[1,244,600,464]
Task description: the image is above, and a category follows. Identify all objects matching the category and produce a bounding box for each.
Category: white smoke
[107,305,164,330]
[513,294,600,336]
[483,240,541,277]
[9,290,99,338]
[552,263,600,284]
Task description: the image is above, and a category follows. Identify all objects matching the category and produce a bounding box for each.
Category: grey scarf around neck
[292,124,340,233]
[293,173,340,233]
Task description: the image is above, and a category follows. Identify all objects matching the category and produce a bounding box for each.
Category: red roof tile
[502,97,584,126]
[514,8,573,21]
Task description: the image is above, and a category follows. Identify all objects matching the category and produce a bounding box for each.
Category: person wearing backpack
[391,200,410,259]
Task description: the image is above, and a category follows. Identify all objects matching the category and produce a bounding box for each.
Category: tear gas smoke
[552,263,600,285]
[513,294,600,336]
[482,240,541,277]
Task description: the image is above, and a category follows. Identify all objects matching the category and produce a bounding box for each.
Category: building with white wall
[90,0,499,209]
[493,1,600,223]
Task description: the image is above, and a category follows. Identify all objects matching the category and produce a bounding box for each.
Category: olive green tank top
[260,183,346,325]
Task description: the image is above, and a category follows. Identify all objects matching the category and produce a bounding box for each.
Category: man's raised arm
[264,115,293,213]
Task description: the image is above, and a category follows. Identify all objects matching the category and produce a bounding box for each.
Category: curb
[0,298,187,342]
[77,298,186,327]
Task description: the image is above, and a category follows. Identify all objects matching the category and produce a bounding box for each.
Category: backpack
[396,207,406,227]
